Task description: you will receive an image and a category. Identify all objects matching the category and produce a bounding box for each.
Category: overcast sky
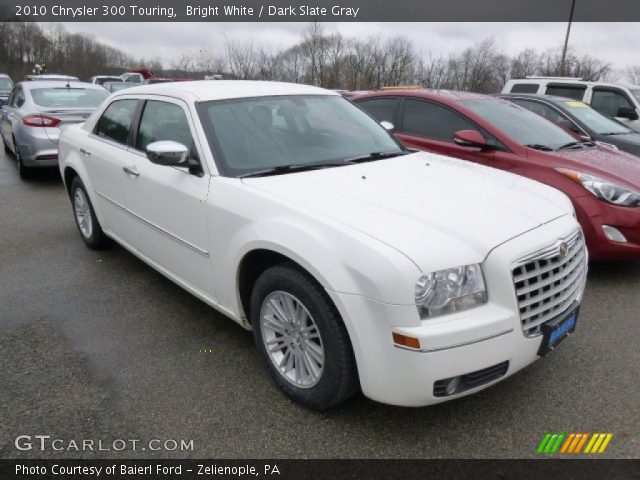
[60,22,637,72]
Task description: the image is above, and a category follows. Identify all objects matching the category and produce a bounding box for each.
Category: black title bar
[1,459,639,480]
[2,0,640,22]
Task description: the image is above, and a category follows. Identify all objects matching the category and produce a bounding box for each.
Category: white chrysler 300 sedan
[58,81,587,409]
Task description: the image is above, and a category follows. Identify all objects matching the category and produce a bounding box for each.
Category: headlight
[556,168,640,207]
[414,264,487,319]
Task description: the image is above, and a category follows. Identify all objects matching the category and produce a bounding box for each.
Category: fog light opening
[602,225,627,243]
[445,376,461,395]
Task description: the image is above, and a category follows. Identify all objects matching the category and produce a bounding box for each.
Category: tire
[70,176,111,249]
[13,137,35,180]
[251,263,358,410]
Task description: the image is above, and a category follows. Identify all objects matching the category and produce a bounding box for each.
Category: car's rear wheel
[13,137,34,180]
[70,176,111,249]
[250,263,358,410]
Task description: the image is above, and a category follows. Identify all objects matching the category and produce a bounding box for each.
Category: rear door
[122,97,214,298]
[394,97,498,166]
[83,98,140,237]
[1,86,25,151]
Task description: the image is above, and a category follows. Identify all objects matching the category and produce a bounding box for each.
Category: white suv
[502,77,640,131]
[58,81,586,409]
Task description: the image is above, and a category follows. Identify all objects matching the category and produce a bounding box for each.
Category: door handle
[122,166,140,177]
[79,148,91,156]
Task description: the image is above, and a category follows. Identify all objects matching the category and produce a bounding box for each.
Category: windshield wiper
[340,150,409,164]
[524,144,555,151]
[601,131,630,136]
[238,162,347,178]
[558,140,594,151]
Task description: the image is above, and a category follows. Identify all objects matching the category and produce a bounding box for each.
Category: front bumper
[329,215,583,407]
[574,194,640,260]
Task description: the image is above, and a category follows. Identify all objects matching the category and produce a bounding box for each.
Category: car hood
[242,152,572,272]
[549,146,640,187]
[600,132,640,154]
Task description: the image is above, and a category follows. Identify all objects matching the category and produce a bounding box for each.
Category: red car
[353,90,640,260]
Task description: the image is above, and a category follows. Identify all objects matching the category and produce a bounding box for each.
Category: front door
[122,98,215,299]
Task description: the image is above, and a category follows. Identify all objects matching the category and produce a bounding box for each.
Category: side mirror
[454,129,488,149]
[616,107,639,121]
[146,140,189,166]
[380,120,395,131]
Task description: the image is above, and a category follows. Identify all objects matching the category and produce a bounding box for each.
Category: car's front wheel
[251,263,358,410]
[70,176,111,249]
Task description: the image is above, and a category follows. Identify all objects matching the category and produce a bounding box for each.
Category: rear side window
[94,99,138,145]
[357,97,399,124]
[136,101,198,160]
[544,84,586,100]
[401,99,475,142]
[590,89,634,118]
[510,83,539,94]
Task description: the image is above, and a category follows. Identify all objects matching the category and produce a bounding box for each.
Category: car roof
[507,78,640,90]
[353,88,491,104]
[115,80,336,102]
[20,81,105,90]
[499,93,585,105]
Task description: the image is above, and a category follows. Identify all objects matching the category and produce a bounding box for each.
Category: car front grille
[512,229,587,337]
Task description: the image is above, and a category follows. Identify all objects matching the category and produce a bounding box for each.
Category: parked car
[500,93,640,158]
[58,81,585,409]
[89,75,123,86]
[102,81,136,93]
[501,77,640,131]
[0,74,13,106]
[26,74,80,82]
[354,90,640,260]
[1,81,108,178]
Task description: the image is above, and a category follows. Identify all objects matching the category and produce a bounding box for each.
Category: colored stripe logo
[537,433,613,454]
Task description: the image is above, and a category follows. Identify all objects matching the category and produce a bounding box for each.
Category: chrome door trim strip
[95,190,210,257]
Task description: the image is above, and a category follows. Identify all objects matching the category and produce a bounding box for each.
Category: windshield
[461,98,576,150]
[563,101,631,135]
[197,95,404,177]
[30,88,108,108]
[631,89,640,103]
[0,78,13,90]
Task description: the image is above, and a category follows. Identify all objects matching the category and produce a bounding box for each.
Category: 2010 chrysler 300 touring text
[58,81,587,409]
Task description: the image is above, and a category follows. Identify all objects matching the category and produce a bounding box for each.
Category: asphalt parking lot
[0,150,638,459]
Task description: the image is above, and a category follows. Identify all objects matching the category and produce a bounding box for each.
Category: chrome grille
[512,229,587,337]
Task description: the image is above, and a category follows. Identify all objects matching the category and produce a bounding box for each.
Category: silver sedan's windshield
[197,95,403,177]
[563,101,631,135]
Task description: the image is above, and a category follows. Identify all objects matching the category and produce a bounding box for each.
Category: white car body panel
[58,81,585,406]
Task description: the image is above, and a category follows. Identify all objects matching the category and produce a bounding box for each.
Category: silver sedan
[0,81,108,178]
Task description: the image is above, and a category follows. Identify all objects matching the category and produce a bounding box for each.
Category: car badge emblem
[559,242,569,257]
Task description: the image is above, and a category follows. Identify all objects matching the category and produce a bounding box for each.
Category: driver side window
[136,101,199,161]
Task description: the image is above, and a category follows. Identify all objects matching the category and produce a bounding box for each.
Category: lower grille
[433,361,509,397]
[512,229,587,337]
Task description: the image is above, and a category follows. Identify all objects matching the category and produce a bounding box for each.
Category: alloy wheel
[260,291,325,388]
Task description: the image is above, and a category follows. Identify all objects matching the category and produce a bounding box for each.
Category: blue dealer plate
[537,303,579,357]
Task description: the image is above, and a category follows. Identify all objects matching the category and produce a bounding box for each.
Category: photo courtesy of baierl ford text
[0,0,638,478]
